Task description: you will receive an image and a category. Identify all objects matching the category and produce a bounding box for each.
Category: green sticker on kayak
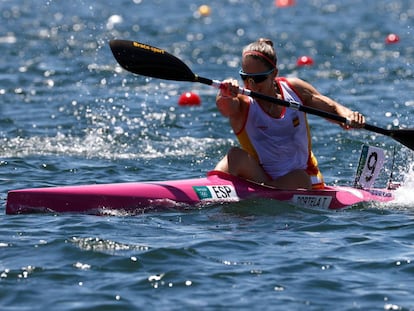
[193,186,213,199]
[193,185,239,201]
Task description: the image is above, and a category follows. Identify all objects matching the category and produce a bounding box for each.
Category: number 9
[365,152,378,182]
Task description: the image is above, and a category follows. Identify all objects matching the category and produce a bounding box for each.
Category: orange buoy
[198,5,211,17]
[178,92,201,106]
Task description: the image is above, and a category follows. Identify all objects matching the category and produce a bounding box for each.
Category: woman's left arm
[288,77,365,129]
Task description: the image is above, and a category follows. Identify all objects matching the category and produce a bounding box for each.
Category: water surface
[1,0,414,310]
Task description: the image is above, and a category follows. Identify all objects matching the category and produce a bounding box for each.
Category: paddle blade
[391,128,414,151]
[109,40,197,82]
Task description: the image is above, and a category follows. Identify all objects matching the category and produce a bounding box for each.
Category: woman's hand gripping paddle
[109,39,414,151]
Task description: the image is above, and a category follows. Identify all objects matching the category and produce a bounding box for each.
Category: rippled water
[1,0,414,310]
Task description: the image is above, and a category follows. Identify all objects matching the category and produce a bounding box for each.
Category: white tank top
[236,77,316,179]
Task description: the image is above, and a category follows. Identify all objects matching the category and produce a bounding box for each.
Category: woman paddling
[215,38,365,190]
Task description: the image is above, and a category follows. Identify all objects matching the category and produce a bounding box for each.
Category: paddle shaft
[197,75,390,136]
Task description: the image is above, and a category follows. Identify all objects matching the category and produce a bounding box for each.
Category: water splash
[391,164,414,207]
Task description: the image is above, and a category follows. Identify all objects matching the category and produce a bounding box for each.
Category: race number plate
[354,145,385,189]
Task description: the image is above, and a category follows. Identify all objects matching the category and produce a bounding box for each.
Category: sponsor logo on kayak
[367,189,393,198]
[133,41,165,54]
[292,195,332,208]
[193,185,239,201]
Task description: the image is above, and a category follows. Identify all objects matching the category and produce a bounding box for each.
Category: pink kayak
[5,170,394,215]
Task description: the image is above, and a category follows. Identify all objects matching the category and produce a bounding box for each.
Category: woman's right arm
[216,79,241,117]
[216,80,249,133]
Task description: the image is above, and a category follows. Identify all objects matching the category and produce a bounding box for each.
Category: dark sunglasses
[239,68,275,83]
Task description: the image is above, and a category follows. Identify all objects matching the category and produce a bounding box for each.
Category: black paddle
[109,39,414,151]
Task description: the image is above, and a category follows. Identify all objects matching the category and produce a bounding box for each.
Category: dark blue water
[1,0,414,309]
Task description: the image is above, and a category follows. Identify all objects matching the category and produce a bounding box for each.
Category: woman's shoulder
[279,77,318,96]
[277,76,305,86]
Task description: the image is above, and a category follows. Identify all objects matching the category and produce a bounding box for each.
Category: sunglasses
[239,68,275,83]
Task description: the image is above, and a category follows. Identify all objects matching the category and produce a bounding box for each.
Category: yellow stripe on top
[302,112,325,189]
[235,100,259,161]
[236,126,259,162]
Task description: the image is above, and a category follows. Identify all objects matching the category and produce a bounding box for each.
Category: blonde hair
[242,38,277,69]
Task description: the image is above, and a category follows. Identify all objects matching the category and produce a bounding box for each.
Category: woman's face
[241,57,277,93]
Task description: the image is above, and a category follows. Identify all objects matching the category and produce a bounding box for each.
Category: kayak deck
[5,171,394,215]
